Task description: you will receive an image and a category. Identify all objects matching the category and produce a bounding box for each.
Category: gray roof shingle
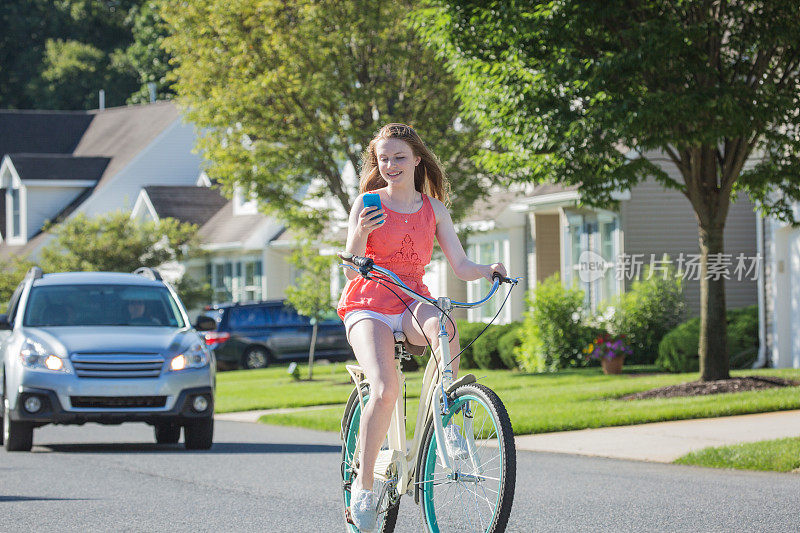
[143,186,228,227]
[8,154,109,181]
[197,201,271,246]
[0,110,93,156]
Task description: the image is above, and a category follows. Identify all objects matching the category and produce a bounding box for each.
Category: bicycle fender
[340,386,361,441]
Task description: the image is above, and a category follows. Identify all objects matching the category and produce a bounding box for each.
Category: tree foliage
[0,212,210,309]
[284,232,338,379]
[160,0,488,228]
[414,0,800,380]
[123,1,176,104]
[0,0,172,110]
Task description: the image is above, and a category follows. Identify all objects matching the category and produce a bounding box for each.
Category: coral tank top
[337,193,436,319]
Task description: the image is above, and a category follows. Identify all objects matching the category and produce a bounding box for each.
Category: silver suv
[0,267,216,451]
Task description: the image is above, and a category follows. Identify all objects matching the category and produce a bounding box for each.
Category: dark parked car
[197,300,353,370]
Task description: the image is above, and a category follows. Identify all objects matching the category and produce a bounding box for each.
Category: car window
[202,309,224,325]
[229,306,267,329]
[278,304,308,325]
[23,284,186,327]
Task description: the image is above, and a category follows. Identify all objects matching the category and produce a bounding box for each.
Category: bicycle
[338,252,519,532]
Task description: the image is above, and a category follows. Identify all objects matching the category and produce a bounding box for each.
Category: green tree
[33,212,210,309]
[0,256,37,311]
[121,1,175,104]
[36,39,139,110]
[284,234,337,379]
[1,0,171,110]
[415,1,800,380]
[160,0,488,229]
[0,0,55,108]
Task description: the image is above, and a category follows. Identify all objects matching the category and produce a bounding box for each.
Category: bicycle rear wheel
[418,383,515,532]
[341,384,400,532]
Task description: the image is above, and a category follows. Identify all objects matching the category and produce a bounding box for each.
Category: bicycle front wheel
[419,383,516,532]
[341,384,399,533]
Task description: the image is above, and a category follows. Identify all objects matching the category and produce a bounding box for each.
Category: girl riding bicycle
[338,123,506,531]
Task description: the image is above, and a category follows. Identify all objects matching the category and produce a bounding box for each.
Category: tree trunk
[698,223,730,381]
[307,321,318,380]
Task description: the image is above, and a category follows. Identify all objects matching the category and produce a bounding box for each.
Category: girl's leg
[401,302,461,377]
[348,317,398,491]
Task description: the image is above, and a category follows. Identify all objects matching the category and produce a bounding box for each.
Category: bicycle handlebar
[337,251,519,309]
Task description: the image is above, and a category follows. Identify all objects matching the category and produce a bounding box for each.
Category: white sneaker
[349,487,377,532]
[444,423,470,460]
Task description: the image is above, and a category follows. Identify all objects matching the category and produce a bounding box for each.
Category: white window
[9,187,21,239]
[242,260,263,301]
[467,238,509,323]
[210,258,264,303]
[562,211,621,311]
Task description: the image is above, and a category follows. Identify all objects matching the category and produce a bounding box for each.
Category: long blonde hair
[359,123,450,205]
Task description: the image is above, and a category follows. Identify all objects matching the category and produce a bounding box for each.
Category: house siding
[25,186,88,239]
[534,213,561,283]
[80,120,202,217]
[620,175,758,316]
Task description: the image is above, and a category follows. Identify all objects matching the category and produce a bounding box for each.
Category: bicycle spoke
[422,390,512,533]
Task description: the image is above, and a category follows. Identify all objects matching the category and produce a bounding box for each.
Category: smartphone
[362,193,383,223]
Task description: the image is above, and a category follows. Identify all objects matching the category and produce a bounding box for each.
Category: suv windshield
[23,284,186,328]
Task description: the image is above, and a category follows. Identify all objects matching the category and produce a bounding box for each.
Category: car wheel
[243,346,270,370]
[154,422,181,444]
[184,418,214,450]
[3,391,33,452]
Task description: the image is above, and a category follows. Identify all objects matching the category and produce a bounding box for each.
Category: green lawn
[215,363,800,436]
[675,437,800,472]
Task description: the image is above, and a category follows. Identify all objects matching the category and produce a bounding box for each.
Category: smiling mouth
[387,171,402,177]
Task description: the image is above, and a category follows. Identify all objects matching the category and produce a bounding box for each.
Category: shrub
[497,324,523,370]
[610,265,685,364]
[516,275,592,372]
[727,306,759,369]
[402,319,488,371]
[656,318,699,373]
[471,322,521,370]
[454,320,487,369]
[656,305,759,372]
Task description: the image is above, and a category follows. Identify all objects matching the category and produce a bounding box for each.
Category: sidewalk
[214,407,800,463]
[514,409,800,462]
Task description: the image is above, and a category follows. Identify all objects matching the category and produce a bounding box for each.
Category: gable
[143,185,228,226]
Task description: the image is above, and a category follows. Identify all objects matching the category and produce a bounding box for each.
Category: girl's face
[375,138,420,186]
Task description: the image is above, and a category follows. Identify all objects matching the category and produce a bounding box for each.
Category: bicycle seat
[393,331,426,356]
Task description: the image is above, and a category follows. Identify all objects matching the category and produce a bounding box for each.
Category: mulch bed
[620,376,800,401]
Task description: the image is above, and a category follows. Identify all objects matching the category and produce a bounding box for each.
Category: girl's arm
[343,194,387,281]
[430,198,507,282]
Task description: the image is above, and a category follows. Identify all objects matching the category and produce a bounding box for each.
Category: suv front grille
[71,353,164,379]
[70,396,167,409]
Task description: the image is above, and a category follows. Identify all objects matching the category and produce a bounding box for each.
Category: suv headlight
[20,339,68,372]
[169,343,210,371]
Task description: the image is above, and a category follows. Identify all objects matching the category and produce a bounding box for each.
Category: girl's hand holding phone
[358,193,386,235]
[358,205,386,235]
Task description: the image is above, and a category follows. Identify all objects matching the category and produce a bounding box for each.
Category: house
[763,203,800,368]
[0,102,203,260]
[130,182,290,307]
[420,155,759,325]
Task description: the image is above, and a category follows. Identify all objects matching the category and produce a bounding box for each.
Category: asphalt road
[2,420,800,532]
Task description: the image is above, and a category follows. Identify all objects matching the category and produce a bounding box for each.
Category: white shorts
[343,309,408,344]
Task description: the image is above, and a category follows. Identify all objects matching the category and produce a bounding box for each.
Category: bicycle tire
[418,383,516,532]
[341,384,400,533]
